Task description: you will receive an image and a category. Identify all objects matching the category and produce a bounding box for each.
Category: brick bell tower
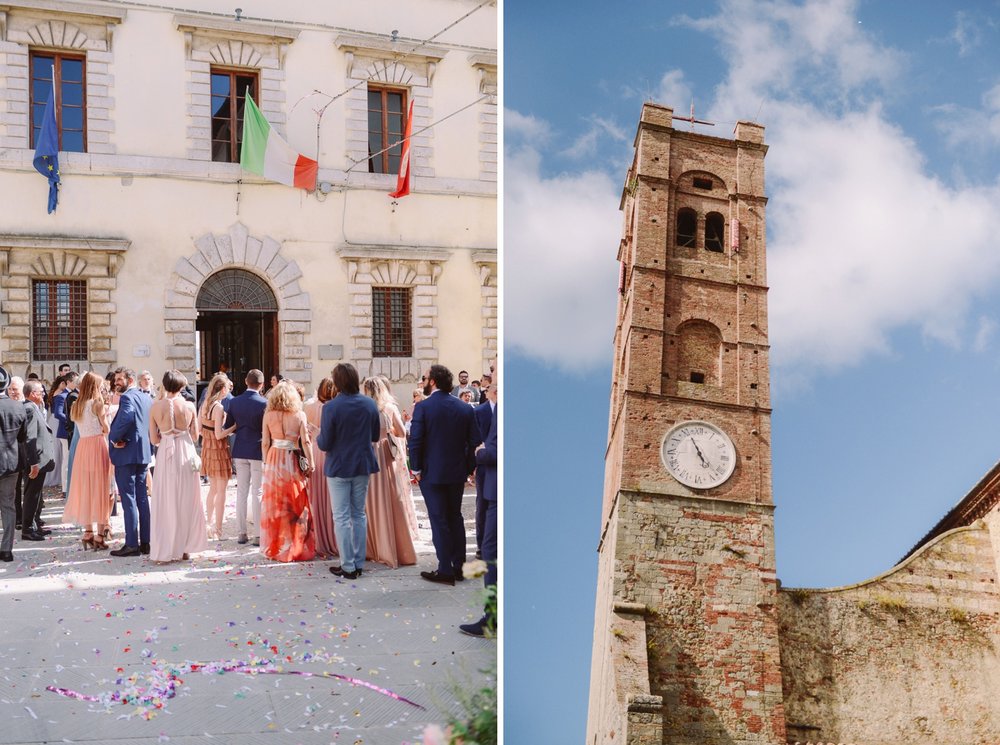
[586,104,784,745]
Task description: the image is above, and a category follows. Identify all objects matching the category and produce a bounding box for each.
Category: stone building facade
[0,0,496,392]
[588,102,1000,745]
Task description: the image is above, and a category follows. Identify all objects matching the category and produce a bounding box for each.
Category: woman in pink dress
[199,373,235,539]
[362,377,417,568]
[261,381,316,562]
[62,372,112,551]
[148,370,207,563]
[305,377,338,558]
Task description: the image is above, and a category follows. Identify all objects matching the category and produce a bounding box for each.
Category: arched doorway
[196,269,278,394]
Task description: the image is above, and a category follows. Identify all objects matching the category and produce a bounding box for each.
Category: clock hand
[690,438,709,467]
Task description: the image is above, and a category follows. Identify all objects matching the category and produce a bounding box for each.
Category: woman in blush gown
[148,370,207,563]
[260,381,316,562]
[61,372,112,551]
[304,377,338,558]
[362,377,417,568]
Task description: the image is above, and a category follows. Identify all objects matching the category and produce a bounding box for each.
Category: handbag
[294,440,310,474]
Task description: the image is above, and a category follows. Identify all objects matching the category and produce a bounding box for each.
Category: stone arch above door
[164,223,312,383]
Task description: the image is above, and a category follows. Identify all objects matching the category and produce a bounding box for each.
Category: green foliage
[873,593,907,612]
[787,588,810,606]
[448,676,498,745]
[948,606,969,625]
[446,582,497,745]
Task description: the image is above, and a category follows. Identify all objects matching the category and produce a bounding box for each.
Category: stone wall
[779,524,1000,745]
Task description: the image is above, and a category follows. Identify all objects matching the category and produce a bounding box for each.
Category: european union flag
[32,81,60,214]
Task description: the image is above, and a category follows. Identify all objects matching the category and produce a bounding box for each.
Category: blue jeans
[328,475,370,572]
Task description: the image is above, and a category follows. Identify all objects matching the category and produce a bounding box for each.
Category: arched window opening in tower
[676,208,697,247]
[705,212,725,252]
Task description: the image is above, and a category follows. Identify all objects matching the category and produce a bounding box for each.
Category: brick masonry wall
[779,524,1000,744]
[625,492,784,743]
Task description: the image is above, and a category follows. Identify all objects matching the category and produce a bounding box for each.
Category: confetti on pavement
[0,483,494,742]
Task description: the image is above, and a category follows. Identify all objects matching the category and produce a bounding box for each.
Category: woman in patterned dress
[260,381,316,562]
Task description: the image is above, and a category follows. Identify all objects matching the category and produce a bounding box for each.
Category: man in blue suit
[460,384,498,638]
[408,364,478,585]
[225,369,267,545]
[108,367,153,557]
[472,386,496,560]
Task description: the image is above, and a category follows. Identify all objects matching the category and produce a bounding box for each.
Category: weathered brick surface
[588,103,783,744]
[779,524,1000,745]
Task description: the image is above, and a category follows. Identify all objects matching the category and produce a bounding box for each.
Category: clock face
[660,420,736,489]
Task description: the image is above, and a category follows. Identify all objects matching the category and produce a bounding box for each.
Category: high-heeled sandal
[81,533,95,549]
[92,536,109,551]
[102,526,112,541]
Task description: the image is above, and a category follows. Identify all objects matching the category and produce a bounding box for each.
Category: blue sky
[503,1,1000,742]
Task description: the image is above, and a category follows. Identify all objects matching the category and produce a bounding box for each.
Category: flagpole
[347,94,492,174]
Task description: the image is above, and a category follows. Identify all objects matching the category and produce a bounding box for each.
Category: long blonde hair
[71,372,104,421]
[266,379,302,413]
[200,373,230,419]
[363,377,395,411]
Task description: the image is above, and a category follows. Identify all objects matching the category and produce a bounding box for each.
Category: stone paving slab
[0,482,494,744]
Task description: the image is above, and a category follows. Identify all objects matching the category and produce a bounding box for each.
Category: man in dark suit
[472,385,496,560]
[108,367,154,557]
[0,367,28,562]
[408,364,478,585]
[225,369,267,546]
[460,385,498,638]
[20,380,55,541]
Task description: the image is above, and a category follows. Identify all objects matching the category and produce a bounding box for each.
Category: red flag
[389,100,414,198]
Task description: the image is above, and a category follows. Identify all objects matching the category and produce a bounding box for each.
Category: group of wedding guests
[36,363,428,571]
[0,360,498,636]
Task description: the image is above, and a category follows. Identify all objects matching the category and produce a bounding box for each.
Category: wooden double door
[196,310,277,395]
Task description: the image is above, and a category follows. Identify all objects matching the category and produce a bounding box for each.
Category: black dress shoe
[459,620,488,638]
[21,531,45,541]
[110,546,141,557]
[329,565,361,580]
[420,570,455,586]
[139,543,150,555]
[34,528,52,536]
[0,551,13,562]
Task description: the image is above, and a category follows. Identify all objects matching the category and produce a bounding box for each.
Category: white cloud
[504,0,1000,378]
[931,81,1000,151]
[656,70,692,110]
[951,10,983,57]
[504,131,622,371]
[561,116,630,160]
[765,103,1000,371]
[679,0,903,121]
[505,109,551,144]
[974,316,996,353]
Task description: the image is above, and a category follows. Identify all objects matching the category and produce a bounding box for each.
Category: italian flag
[240,93,318,190]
